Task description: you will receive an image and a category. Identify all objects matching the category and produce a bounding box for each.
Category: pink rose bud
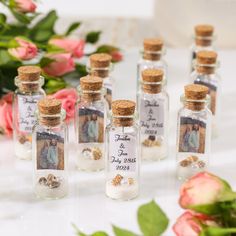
[0,93,13,136]
[179,172,236,211]
[173,211,202,236]
[43,53,75,77]
[49,38,85,58]
[52,88,78,122]
[111,51,123,62]
[173,211,219,236]
[14,0,37,13]
[8,37,38,60]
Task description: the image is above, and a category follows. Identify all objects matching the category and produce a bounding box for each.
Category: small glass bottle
[13,66,46,160]
[138,69,169,161]
[32,98,68,199]
[190,24,215,73]
[191,51,220,137]
[106,100,140,200]
[176,84,212,180]
[75,75,108,171]
[137,38,167,98]
[89,53,113,109]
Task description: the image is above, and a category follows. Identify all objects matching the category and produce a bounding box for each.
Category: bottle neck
[182,95,209,112]
[80,89,102,103]
[142,50,162,61]
[196,64,216,75]
[141,81,163,94]
[194,35,214,47]
[38,110,65,127]
[111,115,135,127]
[15,76,44,93]
[90,67,110,78]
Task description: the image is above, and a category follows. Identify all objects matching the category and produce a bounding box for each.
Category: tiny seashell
[180,159,191,167]
[47,174,57,182]
[18,134,27,144]
[128,178,134,185]
[198,161,206,169]
[48,180,60,189]
[38,177,47,185]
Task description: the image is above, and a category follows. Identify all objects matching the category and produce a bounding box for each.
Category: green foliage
[29,10,58,43]
[86,31,101,44]
[65,22,81,36]
[75,63,88,77]
[112,225,138,236]
[73,200,169,236]
[137,200,169,236]
[200,226,236,236]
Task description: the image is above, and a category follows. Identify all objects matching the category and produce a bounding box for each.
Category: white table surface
[0,48,236,236]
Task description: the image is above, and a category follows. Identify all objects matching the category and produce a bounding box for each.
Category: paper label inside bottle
[178,117,206,154]
[36,131,64,170]
[18,95,43,132]
[109,132,137,172]
[140,98,164,136]
[78,108,104,143]
[194,80,217,115]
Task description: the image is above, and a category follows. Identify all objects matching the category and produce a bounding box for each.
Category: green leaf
[30,10,58,43]
[39,57,54,67]
[44,76,67,94]
[0,50,12,65]
[0,13,6,23]
[85,31,101,44]
[96,44,119,53]
[75,63,88,77]
[137,200,169,236]
[113,225,138,236]
[91,231,109,236]
[200,226,236,236]
[0,24,28,37]
[10,9,31,24]
[65,22,81,36]
[190,203,222,215]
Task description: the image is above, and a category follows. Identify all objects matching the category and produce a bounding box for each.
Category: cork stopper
[143,38,163,61]
[18,66,41,81]
[142,69,163,94]
[185,84,208,100]
[80,75,103,91]
[184,84,208,111]
[90,53,112,68]
[196,51,217,74]
[112,100,135,127]
[194,24,214,46]
[38,98,61,115]
[38,98,62,126]
[112,100,135,116]
[195,25,214,37]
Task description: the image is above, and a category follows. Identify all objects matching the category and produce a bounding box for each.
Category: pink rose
[0,93,13,136]
[179,172,236,210]
[8,37,37,60]
[14,0,36,13]
[52,88,78,122]
[43,53,75,77]
[49,38,85,58]
[111,51,123,62]
[173,211,202,236]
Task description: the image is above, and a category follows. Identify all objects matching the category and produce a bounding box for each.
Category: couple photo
[37,133,64,170]
[79,109,104,143]
[179,118,206,154]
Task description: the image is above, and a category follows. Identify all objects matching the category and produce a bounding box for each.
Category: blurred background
[2,0,235,48]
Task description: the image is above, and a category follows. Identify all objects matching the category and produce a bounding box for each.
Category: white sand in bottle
[141,144,167,161]
[34,170,68,199]
[77,143,105,171]
[106,179,139,200]
[15,141,32,160]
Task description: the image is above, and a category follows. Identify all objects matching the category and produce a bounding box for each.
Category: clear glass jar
[176,95,212,181]
[189,35,215,73]
[32,108,68,199]
[138,80,169,161]
[105,113,140,200]
[75,87,108,171]
[191,62,221,138]
[13,76,45,160]
[87,62,114,110]
[137,49,167,97]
